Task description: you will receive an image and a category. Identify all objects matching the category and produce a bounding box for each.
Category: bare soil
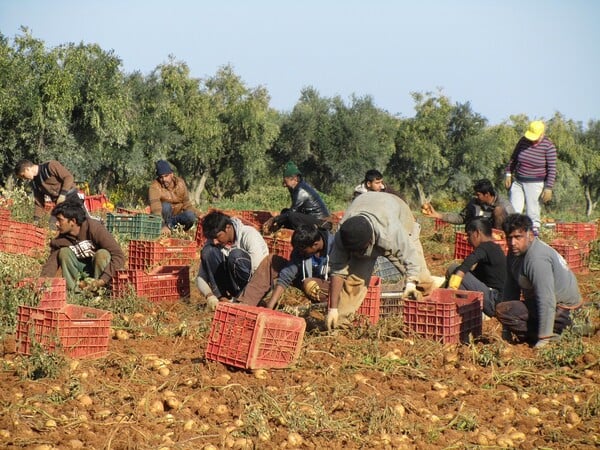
[1,224,599,450]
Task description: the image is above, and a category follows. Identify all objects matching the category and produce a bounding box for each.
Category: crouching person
[327,192,445,329]
[40,201,125,291]
[195,211,268,310]
[235,224,334,308]
[497,214,582,348]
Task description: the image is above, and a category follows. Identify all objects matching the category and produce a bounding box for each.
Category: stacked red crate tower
[113,237,197,302]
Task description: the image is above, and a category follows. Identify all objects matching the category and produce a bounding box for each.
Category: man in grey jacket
[327,192,444,329]
[497,214,582,348]
[196,211,268,310]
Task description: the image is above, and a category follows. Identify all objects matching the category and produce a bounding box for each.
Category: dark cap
[339,216,372,252]
[155,160,173,176]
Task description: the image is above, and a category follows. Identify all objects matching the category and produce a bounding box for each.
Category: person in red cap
[148,160,197,234]
[504,120,557,234]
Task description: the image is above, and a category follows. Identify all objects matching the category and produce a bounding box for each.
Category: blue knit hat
[155,160,173,176]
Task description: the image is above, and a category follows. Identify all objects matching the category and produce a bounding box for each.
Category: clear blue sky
[1,0,598,125]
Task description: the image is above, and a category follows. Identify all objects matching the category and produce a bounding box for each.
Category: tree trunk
[584,186,597,217]
[415,182,431,207]
[191,172,207,205]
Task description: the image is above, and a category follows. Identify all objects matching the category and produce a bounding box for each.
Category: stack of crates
[113,238,196,302]
[403,288,483,344]
[549,222,597,274]
[206,303,306,369]
[454,229,507,259]
[0,219,47,257]
[14,277,112,358]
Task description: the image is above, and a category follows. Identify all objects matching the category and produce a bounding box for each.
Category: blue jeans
[161,203,196,230]
[198,244,252,298]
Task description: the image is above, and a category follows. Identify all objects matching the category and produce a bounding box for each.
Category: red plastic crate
[84,193,110,212]
[379,292,403,319]
[15,277,67,310]
[112,266,190,302]
[264,228,294,260]
[16,304,112,358]
[0,220,47,257]
[0,207,10,220]
[454,229,507,259]
[549,239,590,274]
[327,276,382,325]
[128,238,198,270]
[206,303,306,370]
[555,222,597,242]
[237,210,275,230]
[356,276,382,325]
[194,221,207,248]
[403,288,483,344]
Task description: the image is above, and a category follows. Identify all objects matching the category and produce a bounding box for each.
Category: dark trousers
[200,244,252,298]
[496,300,573,343]
[162,203,196,230]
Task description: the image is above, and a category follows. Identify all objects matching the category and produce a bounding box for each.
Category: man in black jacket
[267,161,331,231]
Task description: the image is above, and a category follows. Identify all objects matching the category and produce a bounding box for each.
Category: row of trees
[1,29,599,216]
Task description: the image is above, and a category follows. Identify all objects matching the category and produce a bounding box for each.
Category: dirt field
[0,222,599,450]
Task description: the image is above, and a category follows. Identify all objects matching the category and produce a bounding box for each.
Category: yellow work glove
[305,280,322,301]
[327,308,339,330]
[541,188,552,203]
[504,174,512,190]
[448,274,463,290]
[56,194,67,204]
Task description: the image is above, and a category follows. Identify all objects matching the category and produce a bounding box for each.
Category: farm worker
[40,201,125,291]
[15,159,83,225]
[504,120,557,235]
[422,179,514,231]
[445,217,507,318]
[327,192,445,329]
[235,224,334,308]
[148,160,197,235]
[263,161,331,233]
[196,211,269,311]
[496,214,581,348]
[352,168,403,200]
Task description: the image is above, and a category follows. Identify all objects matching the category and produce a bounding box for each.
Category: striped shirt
[505,136,557,188]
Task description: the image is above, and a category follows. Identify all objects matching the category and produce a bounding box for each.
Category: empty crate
[106,213,162,239]
[206,303,306,370]
[16,304,112,358]
[454,229,507,259]
[0,220,47,257]
[128,238,197,270]
[112,266,190,302]
[403,288,482,344]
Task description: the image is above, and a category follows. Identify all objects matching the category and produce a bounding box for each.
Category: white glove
[206,295,219,311]
[327,308,339,330]
[56,194,67,204]
[402,282,423,301]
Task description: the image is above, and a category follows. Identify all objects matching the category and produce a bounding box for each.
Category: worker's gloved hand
[402,282,423,301]
[541,188,553,203]
[504,174,512,190]
[327,308,339,330]
[56,194,67,204]
[305,280,322,301]
[206,295,219,311]
[448,274,462,290]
